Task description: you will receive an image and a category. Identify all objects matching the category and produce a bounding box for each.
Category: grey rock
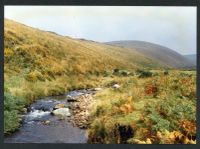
[52,108,71,117]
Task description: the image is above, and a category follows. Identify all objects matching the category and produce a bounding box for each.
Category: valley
[4,19,196,144]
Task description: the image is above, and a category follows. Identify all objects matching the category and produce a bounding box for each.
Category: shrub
[164,70,169,75]
[113,69,120,73]
[4,92,24,134]
[112,69,130,77]
[103,71,112,77]
[4,91,25,111]
[120,70,129,76]
[4,110,20,134]
[136,69,152,78]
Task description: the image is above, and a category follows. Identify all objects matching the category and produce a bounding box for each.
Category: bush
[136,69,153,78]
[113,69,120,73]
[4,92,24,134]
[120,70,129,76]
[103,71,112,77]
[164,70,169,75]
[4,110,20,134]
[112,69,131,77]
[4,92,25,111]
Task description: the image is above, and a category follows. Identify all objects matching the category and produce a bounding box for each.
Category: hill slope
[4,19,170,80]
[184,54,196,66]
[106,40,194,68]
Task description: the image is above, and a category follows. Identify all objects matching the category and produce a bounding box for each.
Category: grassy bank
[87,70,196,144]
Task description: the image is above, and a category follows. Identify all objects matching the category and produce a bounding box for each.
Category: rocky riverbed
[4,88,102,143]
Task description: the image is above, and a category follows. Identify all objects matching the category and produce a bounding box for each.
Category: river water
[4,90,93,143]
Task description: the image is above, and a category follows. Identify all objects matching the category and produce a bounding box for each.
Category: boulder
[52,108,71,117]
[113,84,120,89]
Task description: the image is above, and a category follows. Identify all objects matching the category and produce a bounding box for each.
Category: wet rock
[52,108,71,117]
[67,95,79,102]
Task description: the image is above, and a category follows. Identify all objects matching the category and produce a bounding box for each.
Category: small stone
[44,120,50,125]
[93,88,103,91]
[113,84,120,89]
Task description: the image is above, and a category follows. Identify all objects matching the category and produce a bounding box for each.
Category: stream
[4,90,95,143]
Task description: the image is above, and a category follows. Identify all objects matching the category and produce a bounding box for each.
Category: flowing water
[4,90,94,143]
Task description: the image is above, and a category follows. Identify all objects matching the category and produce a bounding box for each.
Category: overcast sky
[5,6,196,55]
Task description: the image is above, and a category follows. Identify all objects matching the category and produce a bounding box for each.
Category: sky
[4,6,196,55]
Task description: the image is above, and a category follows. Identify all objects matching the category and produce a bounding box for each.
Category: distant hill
[184,54,196,66]
[106,40,194,69]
